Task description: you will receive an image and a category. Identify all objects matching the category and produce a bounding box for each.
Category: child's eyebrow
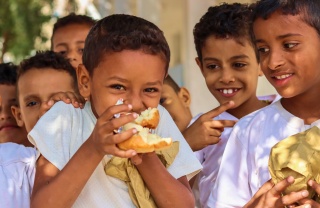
[255,33,302,43]
[203,57,220,62]
[229,55,249,61]
[55,42,68,47]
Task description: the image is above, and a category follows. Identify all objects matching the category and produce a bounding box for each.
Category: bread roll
[117,108,172,153]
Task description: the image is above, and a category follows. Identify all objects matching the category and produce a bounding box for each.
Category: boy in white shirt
[212,0,320,207]
[29,14,202,208]
[0,63,36,208]
[189,3,279,207]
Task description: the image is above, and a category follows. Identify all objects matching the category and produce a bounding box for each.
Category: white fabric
[0,142,37,208]
[194,94,278,207]
[195,112,237,208]
[210,100,320,208]
[29,101,202,208]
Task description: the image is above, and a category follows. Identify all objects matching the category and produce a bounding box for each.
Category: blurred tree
[0,0,52,63]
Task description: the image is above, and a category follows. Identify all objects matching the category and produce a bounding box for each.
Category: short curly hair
[193,3,256,62]
[51,13,96,48]
[18,51,78,91]
[0,63,18,85]
[252,0,320,36]
[82,14,170,75]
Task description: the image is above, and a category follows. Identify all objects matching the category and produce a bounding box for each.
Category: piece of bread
[117,108,172,153]
[133,107,159,129]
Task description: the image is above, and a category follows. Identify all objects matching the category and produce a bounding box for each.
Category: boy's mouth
[218,88,240,95]
[273,73,293,80]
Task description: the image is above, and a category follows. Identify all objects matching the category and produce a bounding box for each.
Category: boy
[160,74,193,131]
[0,63,28,145]
[0,63,36,208]
[51,13,96,69]
[12,51,82,133]
[29,14,202,207]
[212,0,320,207]
[190,3,278,207]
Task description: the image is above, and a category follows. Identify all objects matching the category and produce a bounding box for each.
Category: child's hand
[245,176,310,208]
[89,103,138,158]
[182,101,236,151]
[47,91,85,109]
[297,180,320,207]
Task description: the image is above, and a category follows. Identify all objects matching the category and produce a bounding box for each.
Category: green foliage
[0,0,52,63]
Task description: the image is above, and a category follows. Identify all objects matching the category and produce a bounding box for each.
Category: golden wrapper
[268,126,320,199]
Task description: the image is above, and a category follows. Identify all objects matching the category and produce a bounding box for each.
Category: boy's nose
[0,107,12,120]
[219,70,235,84]
[267,51,285,70]
[125,93,145,113]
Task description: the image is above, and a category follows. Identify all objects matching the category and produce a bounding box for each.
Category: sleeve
[156,105,202,180]
[28,102,79,170]
[208,124,251,208]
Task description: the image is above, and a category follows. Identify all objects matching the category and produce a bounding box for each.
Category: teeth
[220,89,238,94]
[275,74,292,79]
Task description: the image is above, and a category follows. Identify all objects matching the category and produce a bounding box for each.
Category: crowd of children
[1,0,320,207]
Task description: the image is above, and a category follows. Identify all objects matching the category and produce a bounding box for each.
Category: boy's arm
[31,104,138,208]
[31,139,103,207]
[135,152,195,208]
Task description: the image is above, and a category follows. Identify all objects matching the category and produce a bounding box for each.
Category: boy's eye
[257,47,269,53]
[26,101,38,107]
[233,63,246,68]
[57,51,67,56]
[207,64,219,70]
[145,88,158,93]
[284,43,298,49]
[110,84,125,90]
[159,97,166,104]
[78,48,84,54]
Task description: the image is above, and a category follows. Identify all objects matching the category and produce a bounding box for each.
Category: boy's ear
[258,64,264,76]
[178,87,191,108]
[195,57,205,74]
[77,64,91,99]
[11,106,24,127]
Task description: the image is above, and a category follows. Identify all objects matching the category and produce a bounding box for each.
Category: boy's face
[196,36,260,109]
[78,50,166,117]
[253,11,320,99]
[52,24,91,69]
[160,84,192,131]
[15,68,75,132]
[0,85,27,144]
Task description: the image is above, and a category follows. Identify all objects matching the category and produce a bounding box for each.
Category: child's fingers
[219,119,237,128]
[308,180,320,195]
[113,149,137,158]
[106,127,137,145]
[99,104,133,122]
[48,91,85,108]
[270,176,295,196]
[204,101,235,119]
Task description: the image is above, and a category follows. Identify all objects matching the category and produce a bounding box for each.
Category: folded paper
[268,126,320,200]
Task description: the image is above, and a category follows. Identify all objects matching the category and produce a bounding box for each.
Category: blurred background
[0,0,276,115]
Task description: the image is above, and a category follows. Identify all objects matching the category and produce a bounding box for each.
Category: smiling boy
[29,14,201,208]
[213,0,320,207]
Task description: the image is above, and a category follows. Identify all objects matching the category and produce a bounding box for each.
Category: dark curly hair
[51,13,96,48]
[193,3,256,62]
[0,63,18,85]
[82,14,170,75]
[164,75,180,93]
[252,0,320,36]
[18,51,78,91]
